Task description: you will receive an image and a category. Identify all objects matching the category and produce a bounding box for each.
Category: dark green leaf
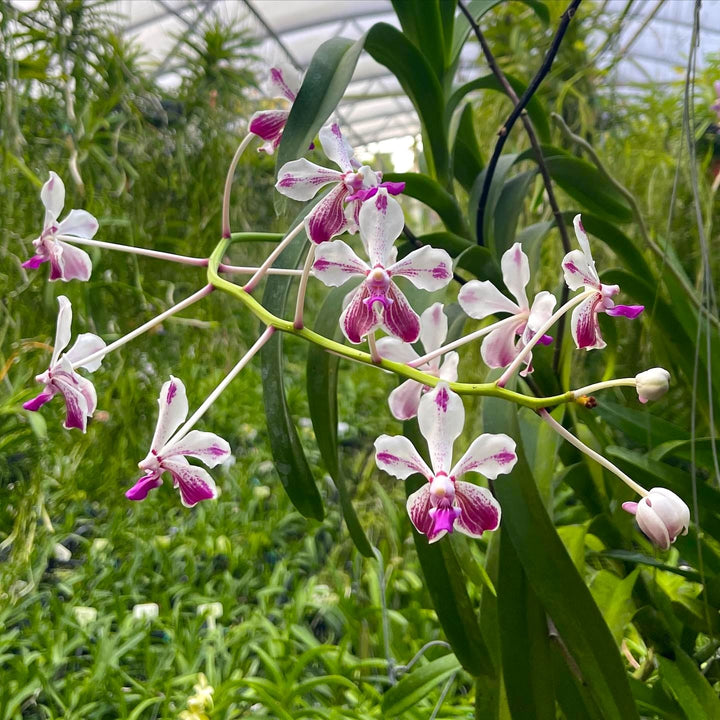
[657,647,720,720]
[306,287,373,556]
[391,0,445,80]
[455,246,503,287]
[277,37,364,170]
[453,103,485,192]
[261,224,324,521]
[492,169,537,257]
[381,653,461,717]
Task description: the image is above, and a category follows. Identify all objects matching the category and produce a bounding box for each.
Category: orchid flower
[562,215,644,350]
[23,295,105,432]
[126,376,231,507]
[376,303,459,420]
[275,122,405,244]
[375,383,517,543]
[248,65,302,155]
[458,243,556,374]
[22,172,98,282]
[312,189,453,344]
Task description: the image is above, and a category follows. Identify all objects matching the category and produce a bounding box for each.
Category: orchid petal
[450,433,517,480]
[522,290,557,346]
[52,295,73,366]
[570,293,605,350]
[22,254,46,270]
[375,336,419,364]
[481,320,523,369]
[162,430,231,468]
[150,376,189,452]
[419,303,448,353]
[387,379,425,421]
[605,304,644,318]
[52,241,92,282]
[381,181,406,196]
[375,434,433,480]
[340,282,380,344]
[63,333,106,372]
[312,239,368,286]
[57,209,99,239]
[562,249,599,291]
[164,457,218,507]
[126,470,163,501]
[501,242,530,309]
[319,123,355,173]
[343,197,362,236]
[249,109,288,147]
[269,64,300,101]
[458,279,520,319]
[438,351,459,382]
[406,484,434,538]
[388,246,453,291]
[454,481,501,538]
[358,189,404,267]
[23,388,56,412]
[275,159,343,201]
[381,283,420,343]
[305,184,352,244]
[41,171,65,227]
[418,383,464,476]
[56,359,98,415]
[52,373,90,432]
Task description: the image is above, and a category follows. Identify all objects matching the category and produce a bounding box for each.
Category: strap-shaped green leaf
[403,420,492,677]
[391,0,445,80]
[306,286,372,556]
[384,172,470,238]
[260,226,324,521]
[453,103,485,192]
[657,647,720,720]
[381,653,461,717]
[498,528,556,720]
[365,23,450,185]
[484,398,640,720]
[277,36,364,171]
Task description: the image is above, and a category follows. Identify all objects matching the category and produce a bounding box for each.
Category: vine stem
[221,132,254,239]
[208,237,579,409]
[409,315,519,368]
[70,284,214,370]
[538,409,648,497]
[243,224,305,293]
[170,326,275,445]
[474,0,583,245]
[497,288,595,387]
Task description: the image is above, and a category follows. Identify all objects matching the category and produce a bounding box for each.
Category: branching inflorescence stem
[208,236,583,410]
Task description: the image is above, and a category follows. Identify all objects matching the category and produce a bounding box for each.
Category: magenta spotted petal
[375,383,516,543]
[249,65,301,154]
[128,376,230,507]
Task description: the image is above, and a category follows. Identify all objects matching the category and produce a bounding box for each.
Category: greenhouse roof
[12,0,720,151]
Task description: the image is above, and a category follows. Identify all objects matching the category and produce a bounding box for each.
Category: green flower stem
[207,237,577,410]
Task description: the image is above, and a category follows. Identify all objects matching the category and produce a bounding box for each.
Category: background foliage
[1,0,720,717]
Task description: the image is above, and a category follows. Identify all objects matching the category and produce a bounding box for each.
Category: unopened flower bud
[623,487,689,550]
[635,367,670,404]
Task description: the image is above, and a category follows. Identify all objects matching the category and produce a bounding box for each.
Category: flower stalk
[293,244,316,329]
[243,224,305,293]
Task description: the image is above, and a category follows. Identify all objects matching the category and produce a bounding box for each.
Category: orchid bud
[635,367,670,404]
[623,487,689,550]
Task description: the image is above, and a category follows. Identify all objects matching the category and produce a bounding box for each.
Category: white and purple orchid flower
[312,189,453,344]
[23,295,105,432]
[458,243,556,374]
[375,383,516,543]
[22,172,98,282]
[126,376,231,507]
[562,215,644,351]
[275,122,405,244]
[249,65,302,155]
[376,303,459,420]
[623,487,689,551]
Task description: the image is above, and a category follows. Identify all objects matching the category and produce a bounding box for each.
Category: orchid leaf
[306,286,372,556]
[381,653,461,717]
[365,23,449,185]
[492,169,537,257]
[384,172,470,238]
[391,0,445,80]
[484,397,640,720]
[657,648,720,719]
[277,36,364,171]
[452,103,485,192]
[261,225,324,521]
